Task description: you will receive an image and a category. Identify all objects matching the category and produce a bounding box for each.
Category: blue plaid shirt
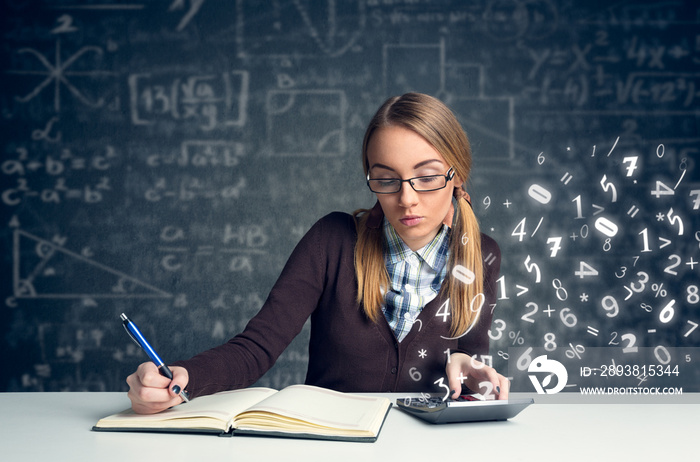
[382,218,450,342]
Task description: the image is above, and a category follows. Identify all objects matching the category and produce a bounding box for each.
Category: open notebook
[93,384,392,442]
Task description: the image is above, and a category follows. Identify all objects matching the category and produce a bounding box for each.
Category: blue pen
[120,313,189,403]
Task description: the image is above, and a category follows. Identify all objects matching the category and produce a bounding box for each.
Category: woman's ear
[452,172,465,193]
[452,172,464,190]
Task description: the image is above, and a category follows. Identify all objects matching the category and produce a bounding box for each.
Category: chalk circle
[484,0,529,41]
[267,91,296,114]
[484,0,559,41]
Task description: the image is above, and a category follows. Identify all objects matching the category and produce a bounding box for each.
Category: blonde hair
[354,93,483,337]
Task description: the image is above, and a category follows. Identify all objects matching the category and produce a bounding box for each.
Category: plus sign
[458,372,468,384]
[687,258,698,270]
[503,199,512,208]
[570,233,578,241]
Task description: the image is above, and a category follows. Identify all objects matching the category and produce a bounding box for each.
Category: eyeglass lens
[368,174,447,193]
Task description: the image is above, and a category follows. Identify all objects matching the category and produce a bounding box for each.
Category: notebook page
[98,387,278,426]
[237,385,390,430]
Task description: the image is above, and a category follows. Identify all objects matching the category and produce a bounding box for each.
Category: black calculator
[396,395,533,424]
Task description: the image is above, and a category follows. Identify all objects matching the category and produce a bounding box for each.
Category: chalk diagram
[266,89,347,156]
[6,39,114,112]
[383,38,517,162]
[169,0,206,31]
[11,227,172,301]
[235,0,366,58]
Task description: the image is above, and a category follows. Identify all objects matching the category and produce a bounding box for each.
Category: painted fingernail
[496,386,501,393]
[172,385,181,394]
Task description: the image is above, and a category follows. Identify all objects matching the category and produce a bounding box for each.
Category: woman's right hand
[126,362,190,414]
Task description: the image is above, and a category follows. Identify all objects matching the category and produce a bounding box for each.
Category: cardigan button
[391,367,397,374]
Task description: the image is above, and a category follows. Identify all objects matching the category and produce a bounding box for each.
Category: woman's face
[366,125,461,251]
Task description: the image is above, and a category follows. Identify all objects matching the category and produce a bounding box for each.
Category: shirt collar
[383,218,450,271]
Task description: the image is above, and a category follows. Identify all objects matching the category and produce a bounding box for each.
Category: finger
[127,375,172,404]
[127,363,180,414]
[167,366,190,400]
[127,381,181,414]
[136,362,172,388]
[496,376,510,400]
[130,395,181,414]
[470,368,500,399]
[447,374,463,400]
[445,358,466,400]
[486,370,501,399]
[483,374,508,400]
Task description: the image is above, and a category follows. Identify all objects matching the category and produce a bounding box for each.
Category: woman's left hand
[445,352,509,400]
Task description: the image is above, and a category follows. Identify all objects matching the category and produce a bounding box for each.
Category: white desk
[1,392,697,461]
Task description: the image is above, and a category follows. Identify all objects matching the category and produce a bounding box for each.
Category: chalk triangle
[13,229,171,299]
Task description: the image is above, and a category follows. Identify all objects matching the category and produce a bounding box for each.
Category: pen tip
[119,313,127,321]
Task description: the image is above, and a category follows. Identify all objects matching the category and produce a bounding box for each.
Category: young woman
[127,93,509,414]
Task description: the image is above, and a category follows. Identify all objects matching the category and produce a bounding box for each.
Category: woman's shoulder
[319,210,356,226]
[305,211,357,241]
[313,211,356,230]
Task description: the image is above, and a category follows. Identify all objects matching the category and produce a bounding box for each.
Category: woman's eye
[378,179,399,186]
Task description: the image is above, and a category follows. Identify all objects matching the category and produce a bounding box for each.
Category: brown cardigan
[174,211,501,398]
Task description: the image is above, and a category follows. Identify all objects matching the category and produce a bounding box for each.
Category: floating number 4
[651,180,674,198]
[575,261,599,279]
[512,217,527,242]
[436,300,450,322]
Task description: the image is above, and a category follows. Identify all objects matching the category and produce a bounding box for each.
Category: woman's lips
[399,216,422,227]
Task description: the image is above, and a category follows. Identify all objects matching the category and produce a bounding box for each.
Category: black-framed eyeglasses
[366,167,455,194]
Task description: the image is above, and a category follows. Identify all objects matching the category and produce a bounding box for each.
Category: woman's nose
[398,181,419,208]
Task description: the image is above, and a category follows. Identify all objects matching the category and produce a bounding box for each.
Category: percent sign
[652,283,667,297]
[418,392,432,403]
[566,343,585,359]
[509,330,524,345]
